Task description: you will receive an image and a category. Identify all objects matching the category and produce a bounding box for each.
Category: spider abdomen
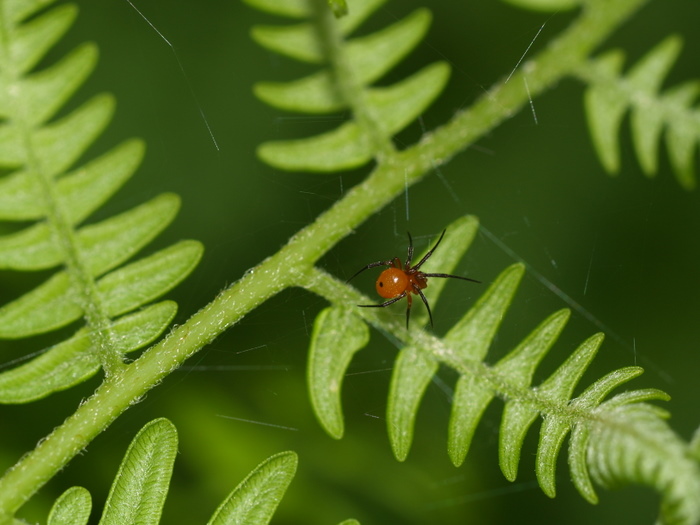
[376,268,408,298]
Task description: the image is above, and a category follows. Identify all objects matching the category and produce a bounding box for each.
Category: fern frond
[306,215,700,524]
[0,1,203,402]
[244,0,450,172]
[43,419,302,525]
[580,36,700,189]
[459,307,568,470]
[0,302,176,403]
[588,403,700,524]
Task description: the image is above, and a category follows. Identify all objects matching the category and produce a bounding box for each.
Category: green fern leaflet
[0,0,203,403]
[581,35,700,189]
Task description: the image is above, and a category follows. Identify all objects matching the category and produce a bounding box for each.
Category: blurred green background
[1,0,699,523]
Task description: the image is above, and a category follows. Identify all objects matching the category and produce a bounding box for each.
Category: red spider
[348,230,479,329]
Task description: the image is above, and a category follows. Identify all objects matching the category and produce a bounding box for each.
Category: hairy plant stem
[0,0,650,520]
[312,0,397,161]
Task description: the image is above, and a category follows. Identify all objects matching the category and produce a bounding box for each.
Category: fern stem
[310,0,397,162]
[31,147,126,377]
[0,25,125,377]
[36,170,126,377]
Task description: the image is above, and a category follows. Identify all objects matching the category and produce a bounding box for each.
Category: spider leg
[357,291,407,308]
[422,273,481,283]
[413,229,447,270]
[405,292,413,329]
[346,259,395,282]
[413,284,433,328]
[405,232,415,268]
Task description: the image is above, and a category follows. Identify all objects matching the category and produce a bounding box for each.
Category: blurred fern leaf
[327,0,348,18]
[244,0,450,172]
[0,1,203,402]
[500,0,580,12]
[242,0,310,19]
[309,214,700,524]
[586,403,700,525]
[583,35,700,189]
[207,451,298,525]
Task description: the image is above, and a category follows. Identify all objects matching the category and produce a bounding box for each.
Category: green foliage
[47,487,91,525]
[207,451,298,525]
[387,216,480,459]
[0,301,176,403]
[585,402,700,522]
[582,35,700,189]
[43,420,307,525]
[239,3,700,518]
[305,215,699,522]
[0,0,202,402]
[446,263,528,467]
[247,0,449,171]
[44,420,177,525]
[327,0,348,17]
[242,0,309,19]
[99,418,177,525]
[691,426,700,461]
[308,305,369,438]
[501,0,580,12]
[1,0,699,524]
